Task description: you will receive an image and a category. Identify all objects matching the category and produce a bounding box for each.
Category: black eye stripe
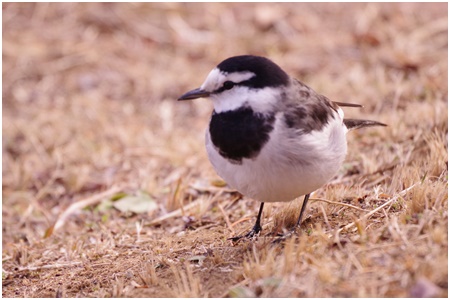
[213,81,236,94]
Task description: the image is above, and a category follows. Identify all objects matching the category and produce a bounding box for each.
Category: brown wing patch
[284,93,336,133]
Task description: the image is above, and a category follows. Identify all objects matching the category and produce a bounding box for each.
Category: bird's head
[178,55,290,113]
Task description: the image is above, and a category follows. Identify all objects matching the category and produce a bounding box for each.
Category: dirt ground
[2,3,448,297]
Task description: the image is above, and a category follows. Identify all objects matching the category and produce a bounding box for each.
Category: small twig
[348,253,364,272]
[328,163,397,186]
[310,197,369,212]
[217,203,235,236]
[219,279,250,298]
[21,170,60,226]
[188,182,236,194]
[148,191,223,226]
[334,183,419,235]
[17,261,82,272]
[173,178,184,215]
[135,220,144,242]
[327,174,357,185]
[148,198,204,226]
[193,223,219,232]
[230,217,252,228]
[319,204,332,232]
[50,186,122,235]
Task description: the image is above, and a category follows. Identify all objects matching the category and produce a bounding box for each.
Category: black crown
[216,55,289,88]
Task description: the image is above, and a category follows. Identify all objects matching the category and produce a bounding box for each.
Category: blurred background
[2,3,447,297]
[3,2,446,203]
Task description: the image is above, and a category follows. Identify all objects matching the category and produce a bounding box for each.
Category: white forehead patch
[200,68,255,92]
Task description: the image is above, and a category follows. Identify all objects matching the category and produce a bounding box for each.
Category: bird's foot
[228,224,262,242]
[271,227,299,244]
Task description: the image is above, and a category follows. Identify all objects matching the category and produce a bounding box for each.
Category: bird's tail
[344,119,387,130]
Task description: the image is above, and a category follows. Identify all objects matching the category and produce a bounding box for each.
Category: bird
[178,55,386,242]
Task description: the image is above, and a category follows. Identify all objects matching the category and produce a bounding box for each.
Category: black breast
[209,107,276,164]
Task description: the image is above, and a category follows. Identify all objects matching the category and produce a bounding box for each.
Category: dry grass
[2,3,448,297]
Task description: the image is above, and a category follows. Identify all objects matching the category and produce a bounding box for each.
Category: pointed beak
[178,88,210,101]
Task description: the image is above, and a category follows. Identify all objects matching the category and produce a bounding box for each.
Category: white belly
[205,114,347,203]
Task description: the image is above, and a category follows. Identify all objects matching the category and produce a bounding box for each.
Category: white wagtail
[178,55,386,241]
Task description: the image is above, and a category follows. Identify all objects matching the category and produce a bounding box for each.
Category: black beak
[178,88,210,101]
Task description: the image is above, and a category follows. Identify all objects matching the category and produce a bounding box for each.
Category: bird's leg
[295,193,310,227]
[273,193,310,243]
[229,202,265,242]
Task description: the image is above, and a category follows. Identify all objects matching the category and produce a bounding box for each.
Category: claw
[272,193,311,244]
[271,228,297,244]
[228,223,262,242]
[228,203,265,243]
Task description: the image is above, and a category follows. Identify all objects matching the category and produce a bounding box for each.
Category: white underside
[205,111,348,203]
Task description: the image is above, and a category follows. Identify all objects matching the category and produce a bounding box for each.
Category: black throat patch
[209,107,276,164]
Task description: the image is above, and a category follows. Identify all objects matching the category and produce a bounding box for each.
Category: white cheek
[211,87,282,113]
[211,87,248,112]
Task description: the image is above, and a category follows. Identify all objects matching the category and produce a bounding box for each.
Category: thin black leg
[272,193,311,244]
[229,202,265,242]
[253,202,265,232]
[295,193,310,227]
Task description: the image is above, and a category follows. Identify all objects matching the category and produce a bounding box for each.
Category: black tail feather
[333,101,363,108]
[344,119,387,130]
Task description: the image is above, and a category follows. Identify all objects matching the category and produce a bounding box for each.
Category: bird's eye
[223,81,235,90]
